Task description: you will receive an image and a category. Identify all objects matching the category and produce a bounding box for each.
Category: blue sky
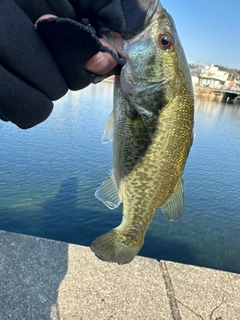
[162,0,240,69]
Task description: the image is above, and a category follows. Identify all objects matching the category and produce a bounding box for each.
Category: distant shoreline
[103,76,240,103]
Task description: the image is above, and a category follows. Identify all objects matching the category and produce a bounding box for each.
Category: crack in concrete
[159,261,181,320]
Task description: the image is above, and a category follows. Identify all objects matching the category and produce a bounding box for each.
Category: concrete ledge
[0,230,239,319]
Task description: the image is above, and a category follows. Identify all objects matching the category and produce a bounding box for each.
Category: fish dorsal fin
[101,111,114,144]
[161,177,184,221]
[95,171,121,210]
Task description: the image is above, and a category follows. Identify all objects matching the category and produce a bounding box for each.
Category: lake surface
[1,82,240,273]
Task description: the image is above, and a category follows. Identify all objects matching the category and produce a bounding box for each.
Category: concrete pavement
[0,230,239,320]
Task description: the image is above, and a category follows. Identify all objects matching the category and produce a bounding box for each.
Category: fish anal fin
[95,171,121,210]
[101,111,114,144]
[161,177,184,221]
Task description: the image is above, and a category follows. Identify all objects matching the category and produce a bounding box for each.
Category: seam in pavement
[159,261,181,320]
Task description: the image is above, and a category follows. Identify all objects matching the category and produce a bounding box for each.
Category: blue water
[1,82,240,273]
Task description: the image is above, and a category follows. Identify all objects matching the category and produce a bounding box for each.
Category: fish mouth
[99,3,163,57]
[98,0,161,41]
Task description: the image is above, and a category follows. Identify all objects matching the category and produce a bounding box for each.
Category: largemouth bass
[91,1,194,264]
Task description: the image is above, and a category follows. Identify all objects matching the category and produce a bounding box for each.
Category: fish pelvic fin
[161,177,184,221]
[101,111,114,144]
[95,171,121,210]
[90,229,143,264]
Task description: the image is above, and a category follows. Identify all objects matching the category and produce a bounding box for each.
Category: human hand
[0,0,153,129]
[36,14,118,76]
[0,1,119,129]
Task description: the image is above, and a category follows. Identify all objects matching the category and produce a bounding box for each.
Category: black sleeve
[13,0,77,22]
[0,0,68,128]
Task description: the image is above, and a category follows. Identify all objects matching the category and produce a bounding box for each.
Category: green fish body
[91,2,194,264]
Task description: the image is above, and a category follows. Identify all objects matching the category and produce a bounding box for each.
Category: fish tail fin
[90,229,143,265]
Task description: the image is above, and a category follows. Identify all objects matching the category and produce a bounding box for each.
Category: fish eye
[158,33,173,50]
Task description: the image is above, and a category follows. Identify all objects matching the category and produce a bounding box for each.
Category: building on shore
[190,64,240,92]
[198,64,229,89]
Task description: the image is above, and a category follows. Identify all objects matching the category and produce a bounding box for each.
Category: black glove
[0,0,153,129]
[16,0,155,35]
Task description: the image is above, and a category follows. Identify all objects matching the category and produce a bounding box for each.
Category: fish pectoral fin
[101,111,114,144]
[135,105,153,117]
[161,177,184,221]
[95,171,121,210]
